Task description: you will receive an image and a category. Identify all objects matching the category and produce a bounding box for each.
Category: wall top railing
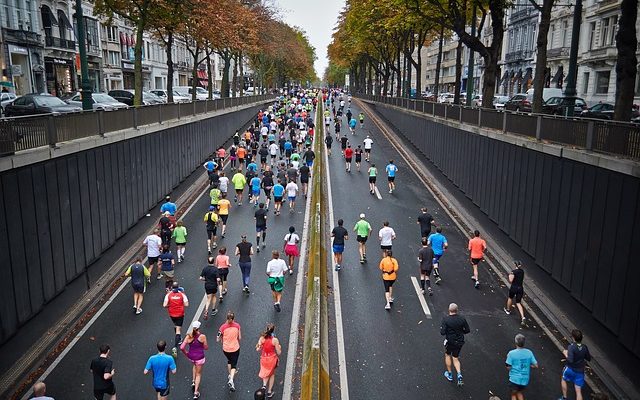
[357,94,640,162]
[0,94,273,157]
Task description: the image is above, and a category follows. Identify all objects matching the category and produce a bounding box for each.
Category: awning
[523,68,532,84]
[499,71,509,86]
[197,70,207,80]
[57,10,73,29]
[551,66,563,84]
[41,6,58,26]
[0,81,14,87]
[127,34,132,46]
[199,80,208,87]
[514,69,523,82]
[120,32,126,45]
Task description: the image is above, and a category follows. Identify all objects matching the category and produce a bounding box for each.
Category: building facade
[500,3,539,96]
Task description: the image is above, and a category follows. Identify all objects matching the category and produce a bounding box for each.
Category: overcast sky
[275,0,345,79]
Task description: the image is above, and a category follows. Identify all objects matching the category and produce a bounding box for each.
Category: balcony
[510,7,534,22]
[2,28,42,47]
[505,49,534,63]
[45,36,76,50]
[547,47,570,59]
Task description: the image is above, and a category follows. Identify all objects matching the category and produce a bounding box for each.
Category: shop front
[122,61,134,89]
[45,56,75,97]
[7,45,33,95]
[76,55,102,93]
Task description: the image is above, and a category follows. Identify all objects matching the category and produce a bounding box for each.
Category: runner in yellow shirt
[231,171,247,205]
[218,195,231,238]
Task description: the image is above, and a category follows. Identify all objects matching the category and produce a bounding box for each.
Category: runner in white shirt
[378,221,396,257]
[143,230,163,280]
[218,172,229,196]
[363,135,374,162]
[285,180,299,213]
[298,121,306,131]
[268,142,279,166]
[269,120,277,132]
[260,125,269,137]
[266,250,289,312]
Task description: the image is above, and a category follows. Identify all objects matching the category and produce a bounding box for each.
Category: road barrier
[300,99,330,400]
[0,94,272,157]
[357,93,640,160]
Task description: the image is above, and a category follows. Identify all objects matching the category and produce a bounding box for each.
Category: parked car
[4,93,82,117]
[493,95,510,110]
[174,86,209,100]
[1,92,17,115]
[65,92,128,110]
[471,95,482,107]
[108,90,163,106]
[541,96,587,116]
[439,93,455,104]
[504,93,532,112]
[580,103,640,120]
[149,89,191,103]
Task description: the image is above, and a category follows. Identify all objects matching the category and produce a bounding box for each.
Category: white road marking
[186,294,208,335]
[325,125,350,400]
[410,276,432,319]
[20,175,212,400]
[282,129,316,400]
[374,186,382,200]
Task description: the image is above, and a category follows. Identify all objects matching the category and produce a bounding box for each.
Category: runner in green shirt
[209,186,221,208]
[353,213,372,263]
[368,164,378,195]
[231,171,247,205]
[172,220,188,262]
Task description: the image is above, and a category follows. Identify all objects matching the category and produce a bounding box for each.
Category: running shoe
[421,288,425,294]
[211,308,218,316]
[171,347,178,358]
[208,250,212,256]
[157,274,163,280]
[193,392,200,399]
[360,258,364,264]
[275,303,281,312]
[289,269,293,275]
[385,303,391,310]
[428,288,434,296]
[267,391,274,398]
[474,281,480,289]
[136,308,142,315]
[262,243,266,249]
[191,381,195,392]
[457,374,464,387]
[389,297,394,304]
[435,277,442,284]
[443,371,453,382]
[335,264,340,271]
[471,275,476,280]
[503,307,511,315]
[219,296,223,303]
[222,288,228,296]
[133,304,137,309]
[521,318,526,327]
[228,379,235,392]
[257,247,260,253]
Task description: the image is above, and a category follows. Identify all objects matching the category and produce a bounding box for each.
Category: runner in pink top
[256,323,282,398]
[215,247,231,300]
[218,312,241,392]
[180,321,208,398]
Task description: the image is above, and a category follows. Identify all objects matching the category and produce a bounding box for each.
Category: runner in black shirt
[504,260,526,326]
[331,219,349,271]
[259,144,269,170]
[335,120,341,140]
[417,207,435,239]
[325,135,333,156]
[299,165,310,197]
[235,235,254,293]
[418,238,435,295]
[261,173,274,209]
[90,344,116,400]
[340,136,349,155]
[354,145,363,171]
[441,303,470,386]
[200,257,220,318]
[255,203,268,251]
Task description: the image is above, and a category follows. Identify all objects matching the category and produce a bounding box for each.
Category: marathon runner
[379,250,399,310]
[125,257,149,315]
[218,195,231,238]
[285,180,299,213]
[354,145,363,171]
[363,135,373,162]
[353,213,372,264]
[218,312,241,392]
[204,206,219,254]
[418,238,435,295]
[283,226,300,275]
[385,160,398,193]
[215,247,231,301]
[428,227,448,284]
[172,220,187,263]
[266,251,288,312]
[254,203,268,250]
[143,229,163,281]
[331,219,348,271]
[158,245,176,289]
[272,180,285,216]
[325,134,333,156]
[504,260,527,326]
[378,221,396,256]
[163,281,189,357]
[344,145,353,173]
[143,341,176,400]
[417,207,435,240]
[231,170,247,205]
[468,230,486,289]
[199,256,220,319]
[235,234,253,293]
[368,163,378,195]
[358,112,365,128]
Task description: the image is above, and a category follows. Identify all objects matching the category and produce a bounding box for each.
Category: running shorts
[205,284,217,295]
[562,366,585,387]
[218,268,229,281]
[94,384,116,399]
[207,229,217,239]
[380,245,392,251]
[420,263,433,276]
[220,214,229,224]
[224,350,240,369]
[274,196,283,203]
[369,176,377,183]
[356,235,368,243]
[355,155,362,163]
[171,316,184,327]
[256,225,267,233]
[444,341,463,358]
[155,386,170,396]
[345,157,352,163]
[288,196,296,202]
[508,286,524,303]
[332,244,344,254]
[388,176,395,182]
[148,256,158,266]
[471,257,482,265]
[365,148,371,153]
[383,279,395,292]
[509,381,527,392]
[252,189,260,197]
[433,254,443,264]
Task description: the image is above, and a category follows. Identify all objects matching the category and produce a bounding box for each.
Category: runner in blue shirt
[144,340,177,398]
[349,117,357,134]
[385,160,398,194]
[160,196,177,216]
[250,176,261,207]
[203,158,216,173]
[284,140,293,160]
[272,180,285,216]
[246,161,258,174]
[427,227,448,284]
[506,334,538,399]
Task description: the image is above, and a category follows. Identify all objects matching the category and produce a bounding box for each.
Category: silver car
[150,89,191,103]
[65,92,128,110]
[493,95,510,110]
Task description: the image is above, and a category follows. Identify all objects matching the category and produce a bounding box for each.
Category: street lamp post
[75,0,92,111]
[563,0,582,117]
[466,5,477,107]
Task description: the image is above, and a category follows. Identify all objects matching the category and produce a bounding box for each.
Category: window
[562,20,569,47]
[104,25,118,42]
[601,18,610,47]
[589,22,597,50]
[582,72,589,94]
[109,51,120,65]
[601,16,617,46]
[549,24,556,48]
[595,71,610,94]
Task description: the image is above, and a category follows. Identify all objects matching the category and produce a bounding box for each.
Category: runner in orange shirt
[468,230,487,289]
[379,250,399,310]
[236,146,247,171]
[218,312,241,392]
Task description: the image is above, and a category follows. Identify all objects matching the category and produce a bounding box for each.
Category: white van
[174,86,209,100]
[526,88,562,103]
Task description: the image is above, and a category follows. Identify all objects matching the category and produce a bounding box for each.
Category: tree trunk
[481,2,505,108]
[454,39,463,104]
[614,0,638,121]
[396,49,402,96]
[416,43,423,97]
[367,62,373,94]
[406,50,412,97]
[239,51,244,97]
[531,0,554,113]
[434,25,444,98]
[232,53,238,97]
[166,31,174,103]
[191,48,199,102]
[221,51,232,98]
[133,18,146,106]
[207,50,213,100]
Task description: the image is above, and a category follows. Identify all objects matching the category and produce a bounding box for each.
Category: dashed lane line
[410,276,432,319]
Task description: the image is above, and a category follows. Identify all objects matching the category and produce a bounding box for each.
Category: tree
[528,0,555,113]
[614,0,638,121]
[94,0,155,106]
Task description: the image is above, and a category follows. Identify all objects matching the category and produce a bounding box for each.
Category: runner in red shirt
[468,230,487,289]
[344,145,353,173]
[163,281,189,357]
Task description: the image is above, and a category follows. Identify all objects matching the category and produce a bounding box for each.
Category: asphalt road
[325,100,591,399]
[39,151,310,399]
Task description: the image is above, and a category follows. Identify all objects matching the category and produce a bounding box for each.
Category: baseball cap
[192,321,201,330]
[209,205,215,211]
[359,213,365,218]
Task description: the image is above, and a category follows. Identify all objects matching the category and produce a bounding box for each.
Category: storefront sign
[122,62,134,70]
[8,45,28,55]
[52,58,70,65]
